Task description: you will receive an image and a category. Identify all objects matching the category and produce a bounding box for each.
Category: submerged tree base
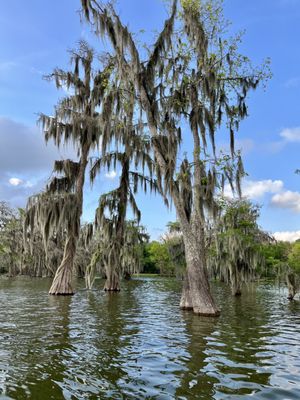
[180,266,220,317]
[180,304,221,317]
[103,282,121,292]
[48,262,74,295]
[180,306,221,317]
[233,290,242,297]
[49,292,75,296]
[103,272,121,292]
[180,292,221,317]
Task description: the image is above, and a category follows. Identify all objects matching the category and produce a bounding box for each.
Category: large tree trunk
[124,271,131,280]
[287,273,296,300]
[104,267,120,291]
[180,232,220,316]
[8,256,18,277]
[49,235,76,295]
[230,268,242,296]
[49,143,89,295]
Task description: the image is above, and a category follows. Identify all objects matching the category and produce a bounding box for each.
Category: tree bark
[180,232,220,316]
[49,143,89,295]
[230,268,242,296]
[287,273,296,300]
[124,271,131,280]
[48,235,76,295]
[104,267,121,291]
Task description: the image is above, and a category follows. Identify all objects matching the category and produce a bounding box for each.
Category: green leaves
[210,199,267,292]
[288,241,300,273]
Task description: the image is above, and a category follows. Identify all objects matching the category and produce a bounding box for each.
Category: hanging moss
[80,0,270,314]
[209,199,270,295]
[24,41,119,295]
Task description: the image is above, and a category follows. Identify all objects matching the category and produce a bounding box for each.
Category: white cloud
[243,180,284,199]
[263,140,287,154]
[224,179,284,200]
[279,127,300,143]
[24,181,34,188]
[105,170,117,179]
[271,190,300,212]
[0,117,75,207]
[273,231,300,243]
[235,139,255,155]
[284,77,300,89]
[9,178,23,186]
[0,61,17,72]
[263,126,300,154]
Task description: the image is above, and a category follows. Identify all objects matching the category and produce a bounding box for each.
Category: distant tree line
[2,200,300,300]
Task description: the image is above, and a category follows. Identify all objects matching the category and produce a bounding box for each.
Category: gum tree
[81,0,269,315]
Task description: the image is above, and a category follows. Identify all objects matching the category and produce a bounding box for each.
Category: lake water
[0,277,300,399]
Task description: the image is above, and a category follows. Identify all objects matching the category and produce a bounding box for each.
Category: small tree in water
[286,241,300,300]
[25,42,114,295]
[210,199,268,296]
[86,125,156,291]
[81,0,270,315]
[85,220,149,289]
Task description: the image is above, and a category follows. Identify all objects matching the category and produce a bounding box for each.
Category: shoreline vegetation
[1,200,299,301]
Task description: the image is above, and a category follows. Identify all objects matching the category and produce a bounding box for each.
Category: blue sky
[1,0,300,240]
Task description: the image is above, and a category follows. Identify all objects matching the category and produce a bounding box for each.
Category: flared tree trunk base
[287,274,296,301]
[104,273,121,292]
[49,237,75,295]
[232,284,242,296]
[124,272,131,281]
[49,271,74,295]
[180,276,193,311]
[287,289,295,301]
[180,272,220,317]
[180,303,220,316]
[179,227,221,316]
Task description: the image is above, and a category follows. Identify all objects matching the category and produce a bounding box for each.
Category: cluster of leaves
[142,241,174,276]
[261,240,300,298]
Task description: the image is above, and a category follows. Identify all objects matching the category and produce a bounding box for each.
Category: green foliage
[288,242,300,273]
[180,0,200,13]
[144,241,174,276]
[141,243,160,274]
[210,199,268,294]
[141,221,185,277]
[85,220,149,288]
[0,204,23,275]
[261,241,290,277]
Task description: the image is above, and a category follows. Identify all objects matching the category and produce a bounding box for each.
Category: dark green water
[0,277,300,399]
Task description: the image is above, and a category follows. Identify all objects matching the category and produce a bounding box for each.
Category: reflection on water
[0,277,300,399]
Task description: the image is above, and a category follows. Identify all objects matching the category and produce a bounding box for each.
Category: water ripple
[0,277,300,399]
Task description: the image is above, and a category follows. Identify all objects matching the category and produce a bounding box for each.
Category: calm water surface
[0,277,300,399]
